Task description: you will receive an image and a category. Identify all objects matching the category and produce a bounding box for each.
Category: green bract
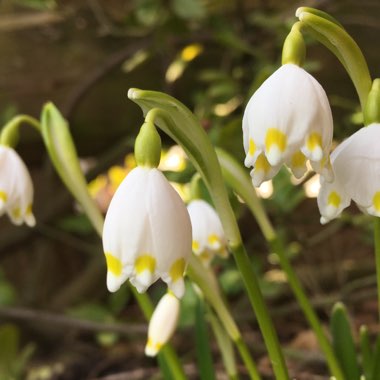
[135,120,162,167]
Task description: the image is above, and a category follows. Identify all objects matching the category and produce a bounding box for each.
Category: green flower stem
[40,103,104,236]
[296,8,372,110]
[374,217,380,321]
[208,311,239,380]
[216,148,275,242]
[270,238,345,380]
[0,115,40,147]
[130,287,187,380]
[187,255,262,380]
[129,89,289,379]
[217,149,344,380]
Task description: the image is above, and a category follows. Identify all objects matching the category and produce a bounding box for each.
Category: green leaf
[208,311,238,379]
[178,281,197,327]
[195,297,216,380]
[12,343,35,378]
[330,302,360,380]
[56,214,94,235]
[371,334,380,380]
[360,325,373,380]
[0,324,20,371]
[219,268,244,296]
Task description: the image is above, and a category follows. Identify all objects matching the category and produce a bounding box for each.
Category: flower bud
[145,292,180,357]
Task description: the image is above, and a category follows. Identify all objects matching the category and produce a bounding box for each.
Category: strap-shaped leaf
[208,311,238,380]
[195,297,216,380]
[371,334,380,380]
[360,325,373,380]
[330,302,361,380]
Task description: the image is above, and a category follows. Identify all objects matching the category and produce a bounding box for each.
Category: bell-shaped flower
[187,199,228,264]
[0,145,35,227]
[318,123,380,224]
[243,63,334,187]
[102,166,192,298]
[145,292,180,356]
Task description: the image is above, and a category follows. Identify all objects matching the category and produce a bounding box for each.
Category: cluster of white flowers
[4,23,377,360]
[243,61,380,224]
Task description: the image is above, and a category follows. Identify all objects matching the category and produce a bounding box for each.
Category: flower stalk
[129,88,289,379]
[0,114,40,147]
[217,148,345,380]
[296,7,372,109]
[187,255,261,380]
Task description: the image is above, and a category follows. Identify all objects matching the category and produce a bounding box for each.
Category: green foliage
[195,297,216,380]
[329,303,380,380]
[0,270,17,306]
[330,302,361,380]
[270,168,306,214]
[0,324,35,380]
[171,0,206,20]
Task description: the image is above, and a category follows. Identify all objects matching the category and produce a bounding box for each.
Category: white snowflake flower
[102,166,192,298]
[145,292,180,356]
[187,199,227,265]
[243,63,334,186]
[318,123,380,224]
[0,145,35,227]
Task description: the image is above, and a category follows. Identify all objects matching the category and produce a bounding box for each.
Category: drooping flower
[0,145,35,227]
[318,123,380,224]
[102,166,192,298]
[187,199,227,264]
[145,292,180,357]
[243,63,334,187]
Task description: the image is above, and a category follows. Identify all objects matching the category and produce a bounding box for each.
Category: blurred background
[1,0,380,379]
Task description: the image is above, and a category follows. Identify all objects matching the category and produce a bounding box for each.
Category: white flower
[318,123,380,224]
[0,145,35,227]
[145,292,180,356]
[243,63,334,186]
[187,199,227,264]
[102,166,192,298]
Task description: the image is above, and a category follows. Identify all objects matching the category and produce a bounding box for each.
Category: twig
[0,11,64,31]
[89,363,224,380]
[0,305,146,335]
